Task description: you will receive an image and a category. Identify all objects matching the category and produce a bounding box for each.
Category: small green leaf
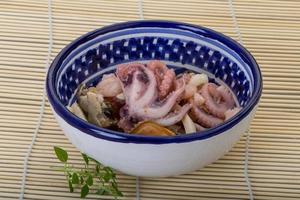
[104,166,113,174]
[116,189,123,197]
[111,181,117,189]
[72,173,79,184]
[96,165,100,173]
[103,173,112,182]
[68,180,74,193]
[54,146,68,163]
[68,172,72,178]
[81,153,89,165]
[80,176,84,184]
[111,182,123,197]
[81,184,89,198]
[86,174,93,186]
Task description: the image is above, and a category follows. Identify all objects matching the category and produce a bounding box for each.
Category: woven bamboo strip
[1,0,300,199]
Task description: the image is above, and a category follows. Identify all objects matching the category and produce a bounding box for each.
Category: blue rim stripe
[46,20,262,144]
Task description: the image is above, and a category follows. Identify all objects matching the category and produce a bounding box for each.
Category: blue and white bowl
[46,20,262,177]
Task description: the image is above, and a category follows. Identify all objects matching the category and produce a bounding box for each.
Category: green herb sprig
[53,146,123,199]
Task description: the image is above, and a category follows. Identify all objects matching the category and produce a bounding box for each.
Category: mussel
[86,92,116,127]
[130,121,175,136]
[68,102,87,121]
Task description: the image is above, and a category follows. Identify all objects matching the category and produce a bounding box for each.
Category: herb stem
[53,146,122,199]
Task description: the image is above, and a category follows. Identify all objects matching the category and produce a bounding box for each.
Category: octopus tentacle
[217,85,235,108]
[118,106,139,132]
[134,66,158,107]
[134,82,185,119]
[160,69,175,98]
[190,104,223,128]
[154,104,192,126]
[128,71,146,103]
[116,63,144,83]
[201,83,235,119]
[148,60,175,99]
[116,61,189,131]
[225,107,241,120]
[118,118,133,132]
[194,123,206,132]
[116,63,144,103]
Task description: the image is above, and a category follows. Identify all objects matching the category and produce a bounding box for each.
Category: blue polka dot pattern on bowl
[56,28,252,108]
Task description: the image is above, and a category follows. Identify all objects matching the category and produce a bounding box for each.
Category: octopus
[225,107,241,120]
[116,62,191,131]
[190,103,223,128]
[147,60,176,100]
[190,82,236,128]
[69,60,241,136]
[201,83,235,118]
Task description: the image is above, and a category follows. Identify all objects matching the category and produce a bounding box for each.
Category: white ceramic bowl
[46,21,262,177]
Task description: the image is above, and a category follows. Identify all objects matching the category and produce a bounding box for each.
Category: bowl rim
[46,20,262,144]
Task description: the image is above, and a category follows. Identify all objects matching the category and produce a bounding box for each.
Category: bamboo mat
[1,0,300,199]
